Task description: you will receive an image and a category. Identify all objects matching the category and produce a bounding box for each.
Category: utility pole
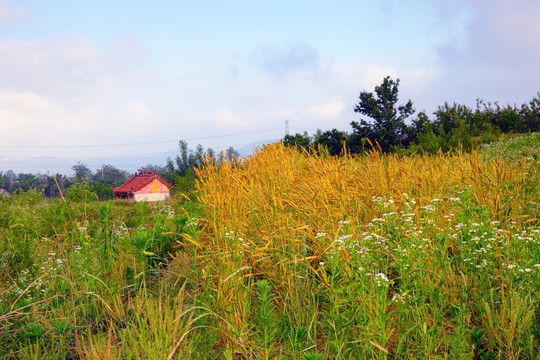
[285,119,289,136]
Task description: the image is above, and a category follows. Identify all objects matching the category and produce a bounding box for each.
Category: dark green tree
[43,173,67,198]
[0,171,14,192]
[282,132,312,151]
[407,111,431,144]
[165,140,216,185]
[313,129,347,156]
[93,164,127,186]
[521,90,540,132]
[225,146,240,162]
[137,164,166,174]
[87,164,127,200]
[431,103,477,152]
[13,173,44,193]
[174,168,196,193]
[72,162,93,181]
[350,76,415,152]
[91,182,114,201]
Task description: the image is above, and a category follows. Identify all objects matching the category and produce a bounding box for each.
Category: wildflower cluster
[0,247,71,305]
[157,203,176,218]
[479,132,540,163]
[323,191,540,299]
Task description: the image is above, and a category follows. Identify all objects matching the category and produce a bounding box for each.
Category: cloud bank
[1,0,539,170]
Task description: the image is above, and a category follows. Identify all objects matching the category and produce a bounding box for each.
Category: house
[112,171,171,202]
[0,189,10,198]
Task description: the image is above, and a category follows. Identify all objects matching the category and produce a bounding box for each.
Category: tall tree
[72,162,92,181]
[0,171,15,192]
[225,146,240,162]
[167,140,215,177]
[43,173,66,198]
[350,76,414,152]
[93,164,127,186]
[13,173,44,193]
[521,90,540,131]
[137,164,166,174]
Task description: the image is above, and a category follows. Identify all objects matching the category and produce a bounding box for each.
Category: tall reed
[193,143,540,356]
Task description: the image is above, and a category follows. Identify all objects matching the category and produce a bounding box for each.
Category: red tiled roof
[113,172,171,193]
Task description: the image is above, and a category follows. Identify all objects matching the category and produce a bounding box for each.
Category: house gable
[133,179,170,202]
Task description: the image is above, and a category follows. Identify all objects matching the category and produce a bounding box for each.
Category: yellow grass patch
[193,143,538,345]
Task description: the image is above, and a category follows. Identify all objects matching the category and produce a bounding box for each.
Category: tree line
[0,141,240,200]
[283,76,540,155]
[0,163,131,200]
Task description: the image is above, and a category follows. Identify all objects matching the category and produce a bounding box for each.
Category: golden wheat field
[190,143,540,358]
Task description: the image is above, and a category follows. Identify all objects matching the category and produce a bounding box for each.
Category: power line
[290,127,319,132]
[0,127,284,149]
[3,150,175,161]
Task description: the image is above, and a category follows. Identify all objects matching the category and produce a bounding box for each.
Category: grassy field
[1,136,540,359]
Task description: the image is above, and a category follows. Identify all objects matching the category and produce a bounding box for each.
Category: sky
[1,0,540,174]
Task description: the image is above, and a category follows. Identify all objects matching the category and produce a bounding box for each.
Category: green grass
[0,189,204,359]
[1,137,540,359]
[479,132,540,162]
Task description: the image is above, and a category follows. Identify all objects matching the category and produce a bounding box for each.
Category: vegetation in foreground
[1,138,540,359]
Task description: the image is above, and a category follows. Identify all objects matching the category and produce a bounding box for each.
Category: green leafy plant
[253,280,279,359]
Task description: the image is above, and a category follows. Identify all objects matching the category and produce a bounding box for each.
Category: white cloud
[0,90,60,115]
[423,0,540,110]
[398,69,444,111]
[108,100,154,135]
[0,0,29,25]
[467,0,540,64]
[250,42,320,79]
[304,98,345,120]
[0,38,108,99]
[0,35,151,102]
[0,91,66,143]
[212,107,254,130]
[0,33,168,159]
[108,32,149,61]
[436,0,540,66]
[402,69,441,91]
[0,88,162,159]
[330,63,398,92]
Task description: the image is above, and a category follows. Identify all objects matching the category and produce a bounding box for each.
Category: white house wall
[134,192,170,202]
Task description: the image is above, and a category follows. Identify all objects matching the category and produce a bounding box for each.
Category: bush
[66,181,98,203]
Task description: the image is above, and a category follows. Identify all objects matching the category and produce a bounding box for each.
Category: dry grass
[193,143,539,352]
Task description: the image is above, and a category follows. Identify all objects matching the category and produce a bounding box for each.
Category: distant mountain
[236,139,279,157]
[1,149,178,176]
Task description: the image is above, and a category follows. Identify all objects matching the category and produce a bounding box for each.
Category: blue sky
[1,0,540,172]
